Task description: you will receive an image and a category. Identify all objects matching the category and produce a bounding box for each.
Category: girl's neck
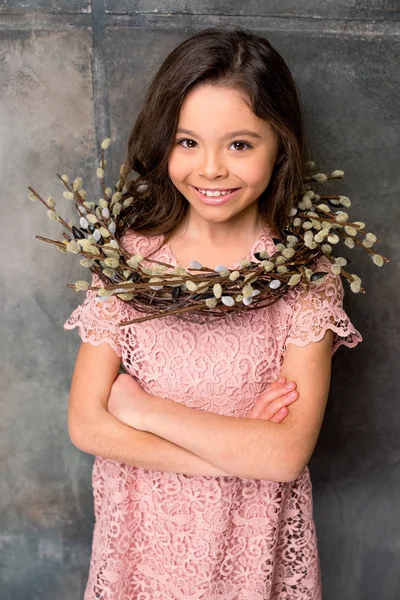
[172,207,268,248]
[165,209,274,271]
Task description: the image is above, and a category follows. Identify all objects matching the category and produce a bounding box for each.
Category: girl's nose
[198,151,229,179]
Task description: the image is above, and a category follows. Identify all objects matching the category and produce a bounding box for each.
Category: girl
[64,28,362,600]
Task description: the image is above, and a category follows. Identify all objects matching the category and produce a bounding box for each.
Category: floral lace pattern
[64,227,362,599]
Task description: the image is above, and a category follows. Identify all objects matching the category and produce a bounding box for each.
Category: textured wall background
[1,2,399,599]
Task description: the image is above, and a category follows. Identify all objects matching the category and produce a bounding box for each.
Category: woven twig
[28,139,389,325]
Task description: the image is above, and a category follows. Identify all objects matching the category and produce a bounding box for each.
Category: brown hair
[120,26,309,241]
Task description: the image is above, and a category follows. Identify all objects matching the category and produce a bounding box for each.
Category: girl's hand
[108,373,298,431]
[107,373,150,430]
[246,377,298,423]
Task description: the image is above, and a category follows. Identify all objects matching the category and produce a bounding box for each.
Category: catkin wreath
[28,138,388,325]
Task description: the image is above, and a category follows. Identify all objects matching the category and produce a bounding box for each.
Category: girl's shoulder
[283,254,344,309]
[120,228,165,257]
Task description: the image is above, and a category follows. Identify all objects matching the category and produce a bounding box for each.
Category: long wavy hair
[120,27,309,241]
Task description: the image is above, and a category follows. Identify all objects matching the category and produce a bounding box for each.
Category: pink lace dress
[64,226,362,600]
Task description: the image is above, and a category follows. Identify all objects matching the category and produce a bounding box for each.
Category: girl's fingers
[249,387,298,419]
[263,377,286,393]
[270,377,286,387]
[269,407,288,424]
[246,379,297,419]
[255,382,297,410]
[259,392,298,419]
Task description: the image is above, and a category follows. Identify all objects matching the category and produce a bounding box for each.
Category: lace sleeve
[285,257,363,355]
[63,272,123,357]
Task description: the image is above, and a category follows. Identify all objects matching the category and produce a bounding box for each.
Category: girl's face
[168,83,280,227]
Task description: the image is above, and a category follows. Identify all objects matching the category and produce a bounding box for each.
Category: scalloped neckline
[162,224,276,271]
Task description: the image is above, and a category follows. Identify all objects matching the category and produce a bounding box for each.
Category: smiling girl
[166,83,280,269]
[64,27,362,600]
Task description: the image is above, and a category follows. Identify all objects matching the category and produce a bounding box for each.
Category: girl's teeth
[198,189,235,197]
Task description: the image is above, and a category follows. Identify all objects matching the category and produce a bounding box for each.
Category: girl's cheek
[235,164,265,187]
[168,152,192,181]
[167,163,181,183]
[237,157,276,189]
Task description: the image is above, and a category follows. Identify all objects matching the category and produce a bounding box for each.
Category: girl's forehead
[182,83,249,107]
[177,84,270,136]
[179,85,253,122]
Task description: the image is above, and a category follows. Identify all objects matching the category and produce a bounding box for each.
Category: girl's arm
[124,330,334,483]
[68,341,230,476]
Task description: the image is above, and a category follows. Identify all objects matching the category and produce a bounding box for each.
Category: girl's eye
[176,139,252,151]
[230,141,252,151]
[177,138,197,148]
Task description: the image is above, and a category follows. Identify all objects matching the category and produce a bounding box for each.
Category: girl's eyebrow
[176,128,262,140]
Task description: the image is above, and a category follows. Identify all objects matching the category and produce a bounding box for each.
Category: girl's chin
[187,204,256,226]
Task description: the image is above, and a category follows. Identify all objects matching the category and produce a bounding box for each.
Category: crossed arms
[68,329,333,482]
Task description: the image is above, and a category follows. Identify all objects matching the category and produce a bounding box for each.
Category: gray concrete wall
[1,2,399,599]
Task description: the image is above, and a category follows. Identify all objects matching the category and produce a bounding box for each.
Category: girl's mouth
[191,185,240,205]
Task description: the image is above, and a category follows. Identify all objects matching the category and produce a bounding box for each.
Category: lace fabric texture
[64,227,362,599]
